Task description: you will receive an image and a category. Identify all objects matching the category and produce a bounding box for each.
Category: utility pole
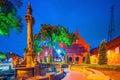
[107,5,114,42]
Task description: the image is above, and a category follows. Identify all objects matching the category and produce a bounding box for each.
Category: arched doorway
[82,57,85,63]
[75,57,79,64]
[69,57,72,63]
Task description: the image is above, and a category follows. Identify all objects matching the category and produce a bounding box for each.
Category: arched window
[69,57,72,62]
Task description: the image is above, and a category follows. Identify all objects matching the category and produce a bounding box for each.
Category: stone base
[26,72,65,80]
[15,65,39,79]
[15,67,34,79]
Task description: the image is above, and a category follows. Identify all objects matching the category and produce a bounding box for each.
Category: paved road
[62,66,110,80]
[62,70,87,80]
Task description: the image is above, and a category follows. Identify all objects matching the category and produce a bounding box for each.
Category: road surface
[62,66,110,80]
[62,70,87,80]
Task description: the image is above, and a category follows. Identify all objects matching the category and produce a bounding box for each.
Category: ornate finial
[25,2,34,24]
[27,2,32,14]
[75,28,79,35]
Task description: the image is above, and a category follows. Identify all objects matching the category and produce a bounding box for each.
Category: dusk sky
[0,0,120,56]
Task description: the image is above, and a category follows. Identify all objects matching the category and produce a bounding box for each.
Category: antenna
[107,5,115,42]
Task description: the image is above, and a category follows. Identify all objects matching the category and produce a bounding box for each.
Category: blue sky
[0,0,120,56]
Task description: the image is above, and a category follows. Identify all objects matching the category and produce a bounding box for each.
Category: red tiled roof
[107,36,120,49]
[91,36,120,55]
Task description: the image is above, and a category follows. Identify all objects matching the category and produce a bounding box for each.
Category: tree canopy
[0,0,23,36]
[34,24,77,48]
[0,52,6,59]
[84,53,90,64]
[98,40,108,65]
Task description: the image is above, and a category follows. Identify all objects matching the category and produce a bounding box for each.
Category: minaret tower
[25,3,33,52]
[15,3,39,79]
[24,3,35,67]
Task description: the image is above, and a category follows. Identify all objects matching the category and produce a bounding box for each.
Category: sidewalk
[62,70,87,80]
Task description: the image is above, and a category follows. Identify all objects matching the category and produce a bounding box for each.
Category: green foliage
[0,52,6,59]
[76,64,120,71]
[24,48,28,52]
[49,54,52,63]
[35,48,42,53]
[34,39,42,53]
[58,27,71,46]
[34,24,77,47]
[63,51,67,56]
[44,56,47,62]
[0,0,23,36]
[98,40,108,65]
[84,53,90,64]
[66,54,69,63]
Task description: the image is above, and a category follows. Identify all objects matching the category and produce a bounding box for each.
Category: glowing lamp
[45,51,48,56]
[57,49,61,54]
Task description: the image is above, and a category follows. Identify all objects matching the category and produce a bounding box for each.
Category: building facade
[65,30,90,64]
[38,46,52,63]
[91,36,120,65]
